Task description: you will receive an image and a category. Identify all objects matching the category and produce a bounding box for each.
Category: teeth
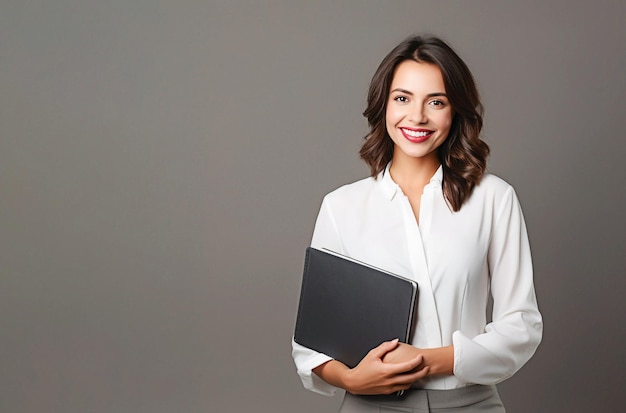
[402,128,429,137]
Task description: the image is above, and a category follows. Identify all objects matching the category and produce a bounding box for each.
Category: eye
[429,99,447,108]
[393,95,409,103]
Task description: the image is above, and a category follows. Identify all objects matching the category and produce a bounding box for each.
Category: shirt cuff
[292,339,338,396]
[452,330,511,385]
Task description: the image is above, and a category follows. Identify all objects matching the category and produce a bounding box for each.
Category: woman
[292,35,542,412]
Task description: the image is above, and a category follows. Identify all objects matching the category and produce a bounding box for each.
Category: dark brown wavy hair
[359,35,489,211]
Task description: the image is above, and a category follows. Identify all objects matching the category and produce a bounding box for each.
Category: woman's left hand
[382,342,420,365]
[383,343,455,377]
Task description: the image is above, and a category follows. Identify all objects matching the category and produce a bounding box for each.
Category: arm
[313,339,430,395]
[292,339,337,395]
[453,187,542,384]
[382,343,454,377]
[293,196,431,394]
[291,197,345,395]
[383,187,542,385]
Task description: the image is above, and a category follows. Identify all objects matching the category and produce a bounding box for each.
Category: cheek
[437,111,453,129]
[385,118,395,138]
[384,112,392,130]
[385,106,401,125]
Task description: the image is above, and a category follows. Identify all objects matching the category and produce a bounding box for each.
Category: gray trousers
[338,385,505,413]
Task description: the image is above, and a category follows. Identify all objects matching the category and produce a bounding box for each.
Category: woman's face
[385,60,453,165]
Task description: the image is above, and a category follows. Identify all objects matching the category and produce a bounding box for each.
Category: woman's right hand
[344,339,429,395]
[313,339,429,395]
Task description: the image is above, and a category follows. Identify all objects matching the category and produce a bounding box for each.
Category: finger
[367,338,400,359]
[385,354,424,374]
[386,366,429,393]
[404,365,430,382]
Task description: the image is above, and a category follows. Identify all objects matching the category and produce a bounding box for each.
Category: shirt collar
[378,162,443,201]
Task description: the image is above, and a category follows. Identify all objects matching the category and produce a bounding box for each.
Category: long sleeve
[291,339,337,396]
[293,171,542,392]
[452,187,543,384]
[291,197,343,396]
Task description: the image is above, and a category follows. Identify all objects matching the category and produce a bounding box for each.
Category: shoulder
[468,173,524,216]
[322,175,379,205]
[474,173,516,197]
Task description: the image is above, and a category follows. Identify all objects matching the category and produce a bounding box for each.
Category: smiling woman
[360,36,489,213]
[386,61,452,163]
[292,35,542,413]
[385,60,454,221]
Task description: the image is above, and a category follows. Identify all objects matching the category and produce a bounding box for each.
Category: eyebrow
[390,88,448,98]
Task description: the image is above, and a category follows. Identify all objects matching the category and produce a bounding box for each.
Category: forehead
[390,60,446,92]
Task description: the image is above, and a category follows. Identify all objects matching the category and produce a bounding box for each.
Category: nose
[408,106,427,124]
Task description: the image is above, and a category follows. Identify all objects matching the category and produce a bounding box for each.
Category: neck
[389,153,440,193]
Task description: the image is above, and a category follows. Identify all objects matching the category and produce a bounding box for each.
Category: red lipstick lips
[400,127,432,143]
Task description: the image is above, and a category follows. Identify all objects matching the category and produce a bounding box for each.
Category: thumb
[368,338,400,359]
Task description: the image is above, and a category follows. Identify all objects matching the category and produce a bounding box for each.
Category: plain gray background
[1,1,624,412]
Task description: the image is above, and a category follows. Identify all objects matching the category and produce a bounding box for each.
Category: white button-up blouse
[292,165,543,394]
